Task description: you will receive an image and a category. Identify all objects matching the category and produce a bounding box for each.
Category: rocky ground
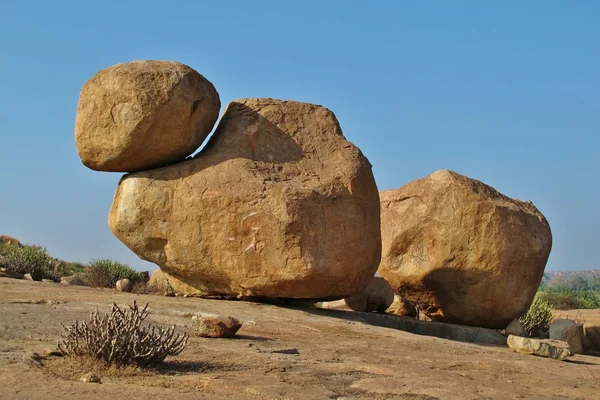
[0,278,599,400]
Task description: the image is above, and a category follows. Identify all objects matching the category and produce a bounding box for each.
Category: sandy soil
[0,278,599,400]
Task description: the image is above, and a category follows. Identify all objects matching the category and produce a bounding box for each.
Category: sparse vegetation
[53,261,85,277]
[520,293,554,338]
[81,258,144,288]
[58,301,188,367]
[0,244,58,281]
[538,273,600,310]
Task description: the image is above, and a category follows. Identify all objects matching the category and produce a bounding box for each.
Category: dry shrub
[58,301,188,367]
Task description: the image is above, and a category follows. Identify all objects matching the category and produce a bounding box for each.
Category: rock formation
[108,98,381,299]
[0,235,23,248]
[378,170,552,329]
[344,277,394,313]
[75,60,220,172]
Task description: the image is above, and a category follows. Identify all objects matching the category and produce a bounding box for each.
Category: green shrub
[54,261,85,277]
[81,258,143,288]
[537,289,600,310]
[520,293,554,338]
[0,245,58,281]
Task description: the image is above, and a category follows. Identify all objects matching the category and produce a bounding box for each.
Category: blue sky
[0,1,598,271]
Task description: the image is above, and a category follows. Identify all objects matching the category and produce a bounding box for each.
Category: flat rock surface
[0,278,599,400]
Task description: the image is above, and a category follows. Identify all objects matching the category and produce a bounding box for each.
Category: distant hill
[541,269,600,292]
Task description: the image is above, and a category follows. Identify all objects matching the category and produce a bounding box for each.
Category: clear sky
[0,1,598,272]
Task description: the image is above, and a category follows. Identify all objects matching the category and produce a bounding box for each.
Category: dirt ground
[0,278,599,400]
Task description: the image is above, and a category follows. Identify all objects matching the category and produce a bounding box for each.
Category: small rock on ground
[507,334,573,361]
[191,314,242,338]
[116,278,133,292]
[61,276,86,286]
[80,372,102,383]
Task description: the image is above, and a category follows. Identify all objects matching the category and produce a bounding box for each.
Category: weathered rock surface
[549,319,583,354]
[115,278,133,292]
[378,170,552,328]
[0,268,25,279]
[505,318,525,337]
[507,335,573,360]
[387,295,418,318]
[0,235,23,248]
[147,269,170,293]
[344,277,394,313]
[60,276,85,286]
[583,323,600,352]
[75,60,220,172]
[191,314,242,338]
[110,98,381,299]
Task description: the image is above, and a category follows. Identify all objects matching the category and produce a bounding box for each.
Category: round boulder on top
[109,98,381,299]
[0,235,23,248]
[75,60,220,172]
[378,170,552,329]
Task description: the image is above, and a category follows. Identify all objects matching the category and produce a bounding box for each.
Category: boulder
[60,276,86,286]
[388,295,418,318]
[115,278,133,292]
[0,268,25,279]
[505,318,525,337]
[191,314,242,338]
[507,335,573,361]
[378,170,552,328]
[110,98,381,299]
[75,60,220,172]
[0,235,23,248]
[549,319,583,354]
[344,277,394,313]
[583,323,600,352]
[147,269,170,293]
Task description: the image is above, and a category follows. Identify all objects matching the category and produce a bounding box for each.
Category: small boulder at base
[378,170,552,329]
[388,295,418,318]
[60,276,85,286]
[75,60,221,172]
[583,323,600,352]
[191,314,242,338]
[549,319,583,354]
[505,318,525,337]
[344,277,394,313]
[116,278,133,292]
[110,98,381,299]
[507,335,573,361]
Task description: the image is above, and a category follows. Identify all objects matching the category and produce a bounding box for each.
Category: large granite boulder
[109,98,381,299]
[378,170,552,328]
[75,60,220,172]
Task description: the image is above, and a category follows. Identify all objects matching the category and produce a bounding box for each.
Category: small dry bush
[58,301,188,367]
